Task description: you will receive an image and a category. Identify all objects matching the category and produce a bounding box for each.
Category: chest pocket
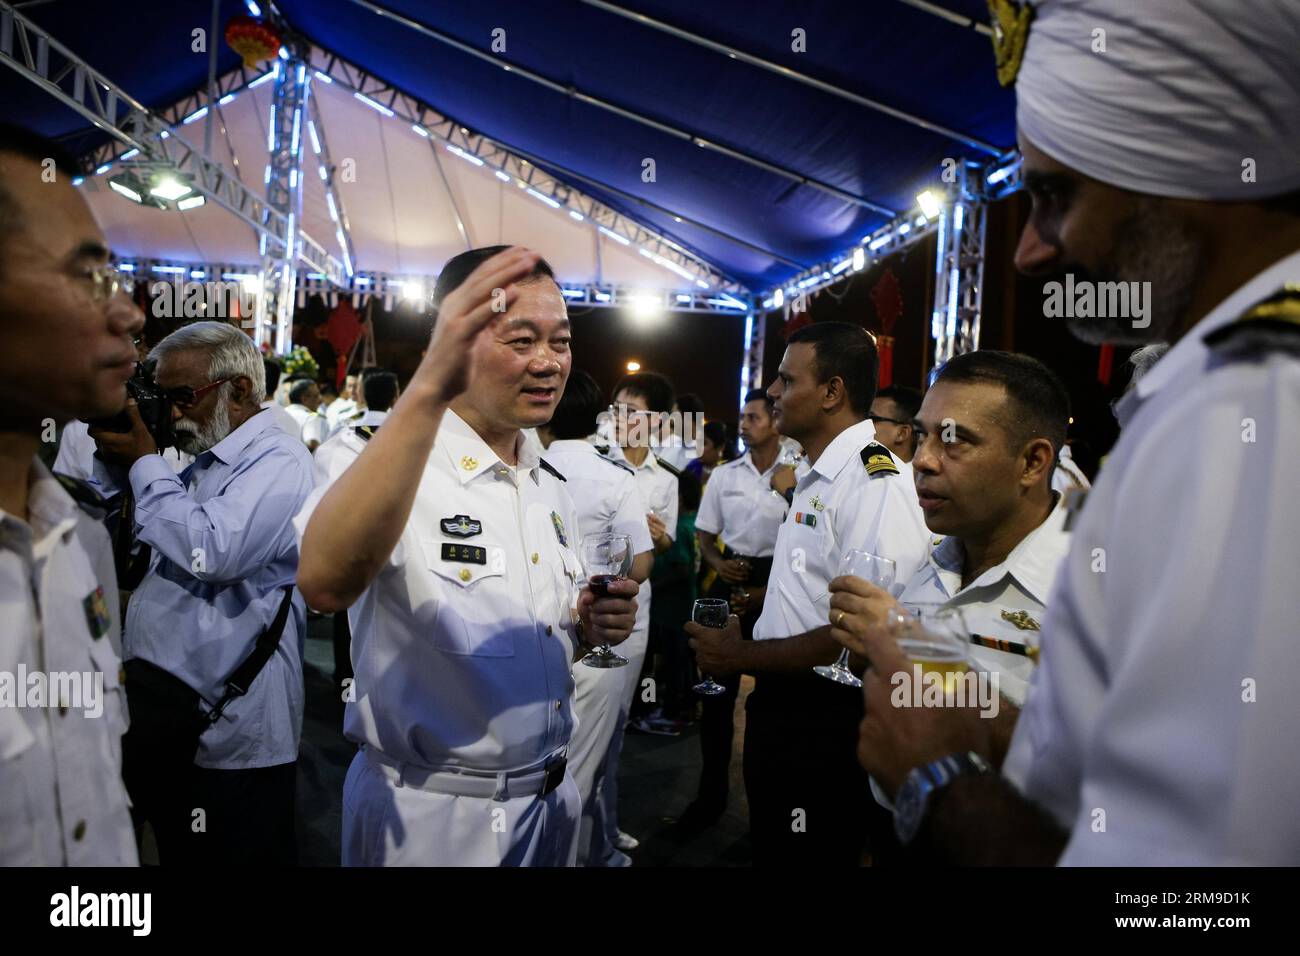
[419,538,515,657]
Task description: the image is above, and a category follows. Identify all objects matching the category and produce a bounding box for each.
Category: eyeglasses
[868,414,910,427]
[88,263,134,304]
[165,378,231,409]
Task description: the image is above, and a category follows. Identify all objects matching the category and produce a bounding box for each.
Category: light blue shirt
[123,408,315,769]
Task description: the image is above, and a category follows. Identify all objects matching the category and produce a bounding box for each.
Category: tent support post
[930,161,988,371]
[739,297,763,412]
[256,54,308,354]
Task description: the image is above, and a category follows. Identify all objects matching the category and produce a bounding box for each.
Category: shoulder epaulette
[600,455,635,475]
[539,459,567,482]
[860,441,900,477]
[54,472,106,511]
[1204,285,1300,358]
[353,425,379,441]
[654,455,682,477]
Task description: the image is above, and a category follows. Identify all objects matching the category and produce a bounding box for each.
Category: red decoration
[1097,342,1115,387]
[325,299,364,388]
[870,267,904,387]
[225,15,282,68]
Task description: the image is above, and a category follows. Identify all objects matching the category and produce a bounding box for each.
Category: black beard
[1053,200,1205,346]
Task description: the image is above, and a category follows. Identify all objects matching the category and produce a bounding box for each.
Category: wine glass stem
[836,648,851,671]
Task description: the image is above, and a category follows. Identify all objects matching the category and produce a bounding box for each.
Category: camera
[86,362,175,451]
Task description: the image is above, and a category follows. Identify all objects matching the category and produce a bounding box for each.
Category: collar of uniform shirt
[201,404,281,467]
[808,417,878,481]
[930,492,1070,604]
[439,407,542,485]
[1115,248,1300,428]
[10,459,80,547]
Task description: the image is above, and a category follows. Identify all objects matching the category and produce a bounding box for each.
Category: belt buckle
[541,756,567,796]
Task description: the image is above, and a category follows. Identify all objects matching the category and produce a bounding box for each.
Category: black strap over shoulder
[206,586,295,726]
[539,459,567,482]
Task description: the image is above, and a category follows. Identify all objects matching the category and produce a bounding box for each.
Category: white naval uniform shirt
[541,441,653,557]
[1050,446,1091,496]
[898,495,1071,706]
[1003,249,1300,866]
[293,409,585,773]
[753,420,930,641]
[695,450,788,558]
[600,445,679,638]
[0,460,137,865]
[312,409,389,483]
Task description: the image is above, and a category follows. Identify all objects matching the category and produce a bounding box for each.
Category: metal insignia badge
[988,0,1035,87]
[460,455,479,471]
[550,511,567,546]
[83,586,111,640]
[1001,609,1041,632]
[809,495,825,512]
[441,514,483,538]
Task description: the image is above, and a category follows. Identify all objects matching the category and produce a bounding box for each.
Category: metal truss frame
[304,75,358,277]
[0,2,345,298]
[303,45,744,295]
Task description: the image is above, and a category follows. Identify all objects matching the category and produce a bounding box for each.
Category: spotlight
[626,361,641,372]
[917,190,942,219]
[403,280,425,303]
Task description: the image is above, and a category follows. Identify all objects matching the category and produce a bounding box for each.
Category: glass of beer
[892,605,970,697]
[817,550,896,687]
[579,532,633,668]
[691,599,730,696]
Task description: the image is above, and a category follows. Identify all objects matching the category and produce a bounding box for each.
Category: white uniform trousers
[341,749,581,867]
[592,621,649,865]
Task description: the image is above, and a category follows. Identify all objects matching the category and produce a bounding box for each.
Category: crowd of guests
[3,0,1298,869]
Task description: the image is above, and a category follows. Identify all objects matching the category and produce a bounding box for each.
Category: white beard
[173,395,232,455]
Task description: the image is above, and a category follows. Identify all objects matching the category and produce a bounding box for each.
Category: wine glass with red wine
[579,532,634,668]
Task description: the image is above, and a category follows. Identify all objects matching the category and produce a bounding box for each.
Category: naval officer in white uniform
[295,246,638,866]
[851,0,1300,865]
[0,125,142,865]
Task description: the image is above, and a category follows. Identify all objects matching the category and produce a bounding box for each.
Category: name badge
[441,543,487,565]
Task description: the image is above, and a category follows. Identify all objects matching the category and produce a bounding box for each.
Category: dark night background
[285,191,1125,481]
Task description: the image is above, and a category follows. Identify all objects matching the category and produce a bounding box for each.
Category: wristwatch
[893,751,991,845]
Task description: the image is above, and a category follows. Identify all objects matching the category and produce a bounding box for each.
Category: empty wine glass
[817,550,897,687]
[691,599,729,695]
[579,532,633,668]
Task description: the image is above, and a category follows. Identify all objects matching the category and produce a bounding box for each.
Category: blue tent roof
[4,0,1014,290]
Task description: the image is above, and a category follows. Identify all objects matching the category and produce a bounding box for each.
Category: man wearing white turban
[851,0,1300,865]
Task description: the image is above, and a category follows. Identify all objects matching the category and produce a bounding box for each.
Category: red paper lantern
[225,15,282,69]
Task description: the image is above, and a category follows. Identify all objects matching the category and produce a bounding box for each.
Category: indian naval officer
[831,351,1073,709]
[689,322,930,866]
[681,387,787,829]
[295,246,638,866]
[853,0,1300,865]
[0,124,142,865]
[538,369,654,866]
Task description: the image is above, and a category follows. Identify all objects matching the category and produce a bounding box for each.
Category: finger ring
[835,610,846,626]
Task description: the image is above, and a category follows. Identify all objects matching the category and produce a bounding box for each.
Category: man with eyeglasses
[88,320,314,866]
[868,385,923,464]
[0,124,142,864]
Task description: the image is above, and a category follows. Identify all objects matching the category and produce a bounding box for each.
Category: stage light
[569,210,584,222]
[354,92,394,117]
[219,94,236,107]
[150,177,192,201]
[626,361,641,372]
[526,188,559,208]
[109,180,142,203]
[773,288,784,308]
[852,247,866,271]
[183,107,208,125]
[598,226,631,246]
[411,124,430,138]
[630,294,662,320]
[403,280,424,303]
[917,190,942,219]
[447,144,484,167]
[120,149,139,161]
[494,170,511,182]
[177,195,206,211]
